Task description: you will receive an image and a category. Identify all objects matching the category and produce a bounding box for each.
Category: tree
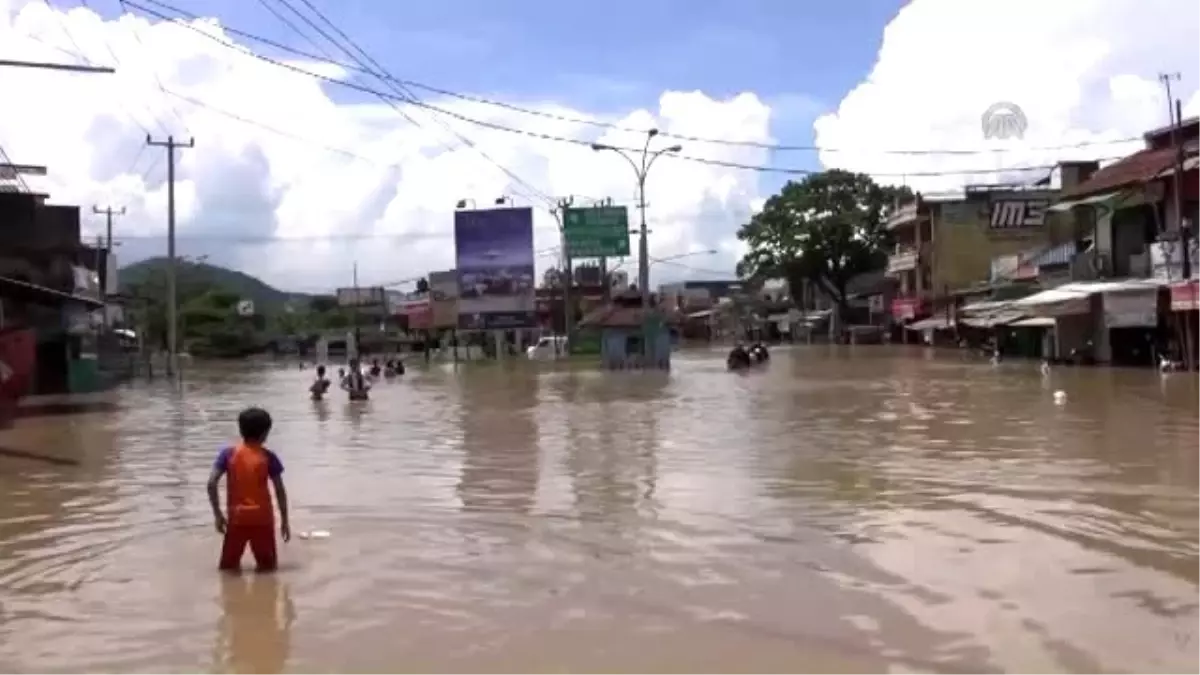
[308,295,339,313]
[541,267,563,289]
[415,277,430,294]
[736,170,909,321]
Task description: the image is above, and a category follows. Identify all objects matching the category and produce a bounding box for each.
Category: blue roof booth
[577,296,680,371]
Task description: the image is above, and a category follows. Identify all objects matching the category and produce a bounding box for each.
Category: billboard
[336,287,386,307]
[454,207,536,330]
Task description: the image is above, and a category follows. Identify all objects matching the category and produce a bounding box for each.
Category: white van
[526,335,568,360]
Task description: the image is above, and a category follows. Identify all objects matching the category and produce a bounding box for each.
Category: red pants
[219,524,277,571]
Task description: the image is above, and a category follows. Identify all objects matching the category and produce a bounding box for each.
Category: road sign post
[562,206,631,258]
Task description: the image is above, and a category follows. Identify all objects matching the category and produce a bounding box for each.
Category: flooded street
[0,346,1196,673]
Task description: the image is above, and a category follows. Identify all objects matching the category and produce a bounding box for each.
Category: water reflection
[456,366,541,516]
[0,350,1194,672]
[213,574,295,674]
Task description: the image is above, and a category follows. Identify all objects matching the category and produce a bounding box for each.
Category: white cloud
[0,0,766,292]
[814,0,1200,194]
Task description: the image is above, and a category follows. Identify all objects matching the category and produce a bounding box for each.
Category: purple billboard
[454,206,537,330]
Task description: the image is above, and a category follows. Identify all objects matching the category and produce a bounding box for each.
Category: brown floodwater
[0,346,1196,673]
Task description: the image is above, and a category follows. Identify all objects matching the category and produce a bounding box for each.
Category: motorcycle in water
[727,345,753,371]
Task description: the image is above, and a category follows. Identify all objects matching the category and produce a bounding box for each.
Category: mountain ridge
[118,257,315,310]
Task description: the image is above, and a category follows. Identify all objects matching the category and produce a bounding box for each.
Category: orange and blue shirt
[214,444,284,527]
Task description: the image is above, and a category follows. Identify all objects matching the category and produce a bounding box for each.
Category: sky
[0,0,1197,293]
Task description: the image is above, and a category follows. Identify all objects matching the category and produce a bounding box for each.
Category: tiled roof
[1058,146,1183,200]
[578,304,682,329]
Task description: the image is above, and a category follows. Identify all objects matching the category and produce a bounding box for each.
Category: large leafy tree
[737,170,909,319]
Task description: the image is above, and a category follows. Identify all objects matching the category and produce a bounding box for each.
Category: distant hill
[119,257,312,310]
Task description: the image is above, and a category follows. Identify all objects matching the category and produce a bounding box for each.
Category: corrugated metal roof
[1029,242,1076,268]
[1058,147,1179,200]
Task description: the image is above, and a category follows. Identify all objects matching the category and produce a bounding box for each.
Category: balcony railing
[885,203,921,231]
[886,249,919,275]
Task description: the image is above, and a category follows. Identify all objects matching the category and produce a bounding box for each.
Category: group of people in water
[306,357,405,402]
[727,342,771,370]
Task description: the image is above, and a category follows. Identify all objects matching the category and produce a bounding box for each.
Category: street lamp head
[455,199,468,209]
[590,143,609,152]
[647,128,659,138]
[666,144,683,153]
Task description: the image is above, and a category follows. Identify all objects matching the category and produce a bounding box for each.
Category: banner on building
[1103,291,1158,328]
[454,207,537,330]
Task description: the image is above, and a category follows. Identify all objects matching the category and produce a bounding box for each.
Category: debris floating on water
[1053,390,1067,405]
[298,530,331,540]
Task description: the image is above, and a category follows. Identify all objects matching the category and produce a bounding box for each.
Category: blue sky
[70,0,902,184]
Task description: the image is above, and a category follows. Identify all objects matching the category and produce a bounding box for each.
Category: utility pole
[351,261,361,359]
[1161,72,1190,367]
[146,135,194,378]
[93,205,125,296]
[555,197,574,350]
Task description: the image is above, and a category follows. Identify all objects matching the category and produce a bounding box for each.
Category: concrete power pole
[92,205,125,296]
[1156,72,1185,367]
[555,196,574,349]
[146,135,194,378]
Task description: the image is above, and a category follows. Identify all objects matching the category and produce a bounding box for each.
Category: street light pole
[591,130,682,363]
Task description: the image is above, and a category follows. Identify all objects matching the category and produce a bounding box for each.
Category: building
[1019,116,1200,366]
[885,161,1098,328]
[0,187,116,400]
[658,280,743,313]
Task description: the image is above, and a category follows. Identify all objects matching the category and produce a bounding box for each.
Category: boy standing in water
[208,407,291,572]
[309,365,331,401]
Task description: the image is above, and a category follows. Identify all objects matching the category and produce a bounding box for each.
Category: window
[625,335,643,355]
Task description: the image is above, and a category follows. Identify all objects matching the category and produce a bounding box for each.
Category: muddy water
[0,347,1196,673]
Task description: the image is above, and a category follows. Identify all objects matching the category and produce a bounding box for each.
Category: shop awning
[961,309,1026,328]
[1009,316,1056,328]
[959,300,1013,315]
[908,315,952,332]
[1047,190,1122,213]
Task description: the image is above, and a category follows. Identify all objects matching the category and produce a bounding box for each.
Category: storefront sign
[891,297,923,321]
[1103,291,1158,328]
[1150,240,1200,281]
[1170,280,1198,311]
[989,200,1049,230]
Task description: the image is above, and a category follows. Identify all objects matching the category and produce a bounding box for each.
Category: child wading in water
[309,365,331,400]
[207,407,291,572]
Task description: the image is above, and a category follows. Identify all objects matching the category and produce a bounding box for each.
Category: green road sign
[562,206,631,258]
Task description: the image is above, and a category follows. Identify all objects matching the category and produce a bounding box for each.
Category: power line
[115,1,1132,181]
[266,0,555,208]
[130,0,1148,157]
[42,0,168,136]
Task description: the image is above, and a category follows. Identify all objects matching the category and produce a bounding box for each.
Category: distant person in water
[207,407,290,572]
[369,359,382,378]
[342,359,371,401]
[309,365,331,401]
